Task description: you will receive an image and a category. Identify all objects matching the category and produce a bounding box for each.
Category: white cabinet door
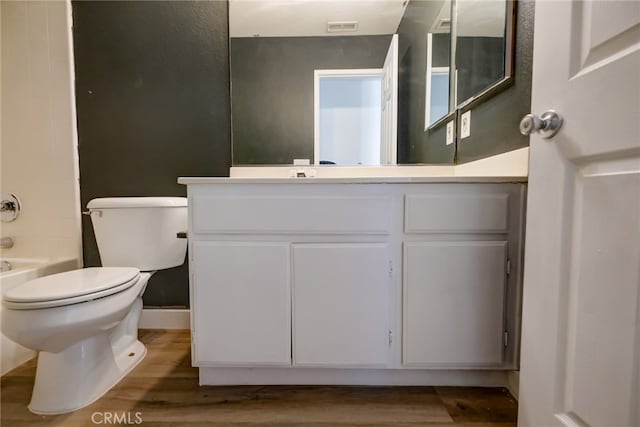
[292,243,391,367]
[192,242,291,366]
[403,241,507,367]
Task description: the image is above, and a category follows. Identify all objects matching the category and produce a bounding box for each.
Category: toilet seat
[3,267,140,310]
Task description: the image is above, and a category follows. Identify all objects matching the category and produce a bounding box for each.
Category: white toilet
[1,197,188,415]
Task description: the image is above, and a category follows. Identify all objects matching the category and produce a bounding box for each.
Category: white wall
[319,76,382,166]
[0,0,82,262]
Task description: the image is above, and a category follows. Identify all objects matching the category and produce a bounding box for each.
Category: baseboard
[139,308,190,330]
[506,370,520,400]
[199,367,509,386]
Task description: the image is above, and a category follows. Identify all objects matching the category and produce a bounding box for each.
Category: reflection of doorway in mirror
[314,70,382,166]
[424,33,451,129]
[426,67,450,126]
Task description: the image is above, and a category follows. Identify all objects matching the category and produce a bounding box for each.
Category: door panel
[403,241,507,367]
[563,171,640,427]
[292,243,390,367]
[380,34,398,165]
[519,1,640,426]
[192,242,291,366]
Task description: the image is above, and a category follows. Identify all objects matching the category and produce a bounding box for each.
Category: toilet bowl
[1,197,187,415]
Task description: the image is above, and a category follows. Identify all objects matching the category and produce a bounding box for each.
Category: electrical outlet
[461,110,471,139]
[446,121,454,145]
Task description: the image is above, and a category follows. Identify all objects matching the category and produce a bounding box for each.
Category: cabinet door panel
[403,241,507,367]
[292,243,390,367]
[192,242,291,366]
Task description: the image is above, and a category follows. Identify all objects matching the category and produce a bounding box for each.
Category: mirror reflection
[424,0,452,128]
[454,0,509,106]
[229,0,514,166]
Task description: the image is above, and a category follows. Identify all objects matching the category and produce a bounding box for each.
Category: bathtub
[0,258,79,375]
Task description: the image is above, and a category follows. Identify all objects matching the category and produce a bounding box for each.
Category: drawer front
[404,193,509,233]
[193,195,391,234]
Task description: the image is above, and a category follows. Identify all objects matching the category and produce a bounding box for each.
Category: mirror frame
[427,0,517,132]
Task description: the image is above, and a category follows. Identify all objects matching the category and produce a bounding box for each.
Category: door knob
[519,110,563,139]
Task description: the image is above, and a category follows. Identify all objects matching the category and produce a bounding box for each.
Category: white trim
[199,367,509,386]
[139,308,190,330]
[65,0,84,263]
[425,32,433,131]
[506,370,519,400]
[313,68,383,166]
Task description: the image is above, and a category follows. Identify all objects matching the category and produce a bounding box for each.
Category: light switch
[446,121,454,145]
[461,110,471,139]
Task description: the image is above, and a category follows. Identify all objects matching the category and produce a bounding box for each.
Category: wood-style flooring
[1,330,518,426]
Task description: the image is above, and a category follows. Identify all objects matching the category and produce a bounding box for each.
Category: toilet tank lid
[87,197,187,209]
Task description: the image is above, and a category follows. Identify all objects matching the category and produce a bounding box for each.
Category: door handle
[519,110,563,139]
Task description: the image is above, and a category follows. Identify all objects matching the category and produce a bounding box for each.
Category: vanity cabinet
[183,179,526,384]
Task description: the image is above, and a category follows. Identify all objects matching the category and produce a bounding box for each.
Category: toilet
[1,197,188,415]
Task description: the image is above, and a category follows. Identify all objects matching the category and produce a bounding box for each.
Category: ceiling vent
[327,21,359,33]
[436,18,451,30]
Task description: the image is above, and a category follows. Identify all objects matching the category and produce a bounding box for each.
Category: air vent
[327,21,359,33]
[436,18,451,30]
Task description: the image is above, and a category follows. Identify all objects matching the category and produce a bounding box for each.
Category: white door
[380,34,398,165]
[292,243,391,367]
[518,2,640,426]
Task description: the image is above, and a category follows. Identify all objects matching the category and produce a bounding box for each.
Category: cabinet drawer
[193,195,391,234]
[404,193,509,233]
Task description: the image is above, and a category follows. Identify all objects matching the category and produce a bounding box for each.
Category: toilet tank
[87,197,188,271]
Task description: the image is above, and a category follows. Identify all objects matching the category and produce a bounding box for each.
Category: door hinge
[388,260,393,278]
[506,258,511,276]
[504,331,509,348]
[388,330,393,347]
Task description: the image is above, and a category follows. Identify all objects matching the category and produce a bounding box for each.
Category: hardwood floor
[1,330,518,426]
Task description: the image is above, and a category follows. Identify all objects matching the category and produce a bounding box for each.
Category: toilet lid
[3,267,140,304]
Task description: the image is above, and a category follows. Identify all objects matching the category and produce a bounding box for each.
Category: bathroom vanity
[178,177,526,386]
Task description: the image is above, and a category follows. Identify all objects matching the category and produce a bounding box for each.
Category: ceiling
[229,0,408,38]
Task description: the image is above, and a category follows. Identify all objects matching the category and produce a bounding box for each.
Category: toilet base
[28,334,147,415]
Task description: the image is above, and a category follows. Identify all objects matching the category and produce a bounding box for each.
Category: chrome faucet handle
[0,193,20,222]
[1,236,14,249]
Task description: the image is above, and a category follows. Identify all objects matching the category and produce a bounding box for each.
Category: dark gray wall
[397,0,533,164]
[72,1,231,307]
[231,36,391,164]
[397,2,455,164]
[456,36,505,105]
[456,0,534,163]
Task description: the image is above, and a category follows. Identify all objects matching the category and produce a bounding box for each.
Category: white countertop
[178,176,527,185]
[178,148,529,184]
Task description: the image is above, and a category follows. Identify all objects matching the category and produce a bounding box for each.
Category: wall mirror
[424,0,514,131]
[453,0,514,108]
[229,0,516,166]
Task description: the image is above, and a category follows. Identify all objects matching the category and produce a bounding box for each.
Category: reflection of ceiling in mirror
[229,0,408,37]
[457,1,506,37]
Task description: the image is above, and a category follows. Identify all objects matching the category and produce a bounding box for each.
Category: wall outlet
[461,110,471,139]
[446,121,454,145]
